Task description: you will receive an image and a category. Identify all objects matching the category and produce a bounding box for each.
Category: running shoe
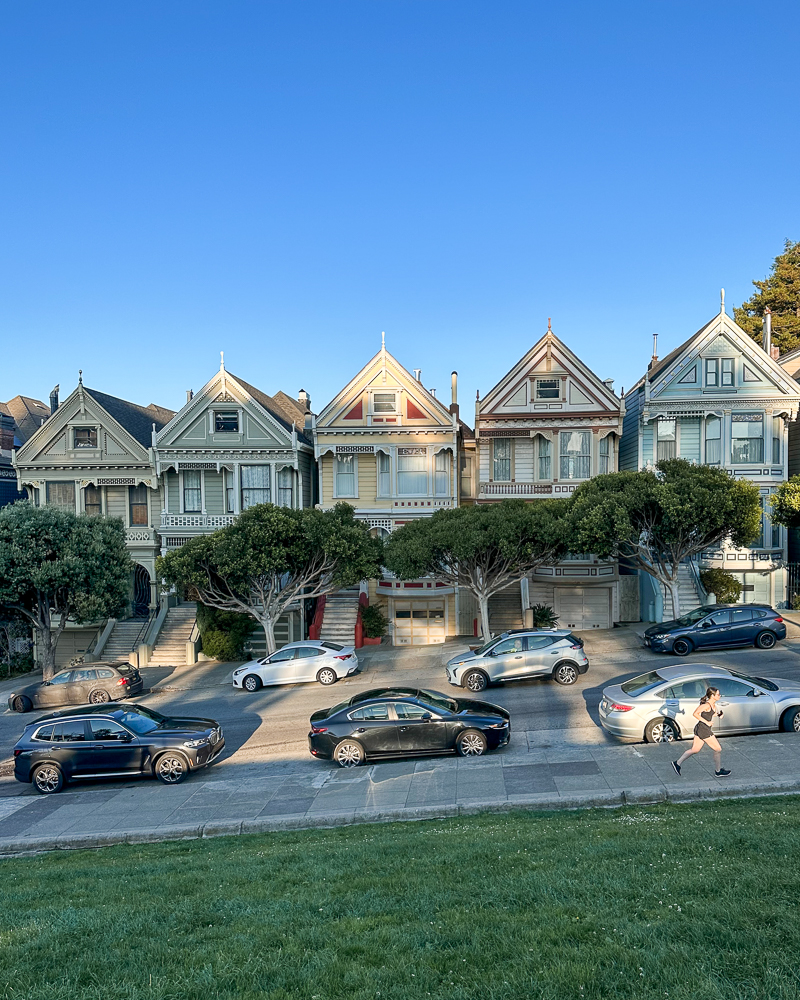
[671,761,681,776]
[715,768,731,777]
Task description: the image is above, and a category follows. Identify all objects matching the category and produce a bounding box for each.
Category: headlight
[652,634,665,641]
[488,720,508,728]
[233,668,246,675]
[183,738,209,748]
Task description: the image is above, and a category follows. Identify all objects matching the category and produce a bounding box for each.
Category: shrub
[196,604,255,661]
[700,569,743,605]
[530,604,559,628]
[360,603,389,639]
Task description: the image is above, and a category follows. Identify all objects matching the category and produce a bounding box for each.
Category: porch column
[75,480,82,514]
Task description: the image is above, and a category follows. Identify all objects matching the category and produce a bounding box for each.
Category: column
[75,480,82,514]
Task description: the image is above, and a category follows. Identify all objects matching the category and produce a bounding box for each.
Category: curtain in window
[434,450,450,495]
[705,416,721,464]
[224,470,235,513]
[493,439,511,481]
[537,437,551,480]
[46,482,75,509]
[731,414,764,464]
[656,419,676,462]
[377,451,391,495]
[129,485,149,525]
[84,485,101,516]
[599,436,611,473]
[277,467,293,507]
[183,471,201,512]
[559,431,591,479]
[335,456,356,496]
[241,465,271,509]
[397,451,427,495]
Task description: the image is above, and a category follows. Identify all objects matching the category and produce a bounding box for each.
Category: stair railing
[131,607,158,652]
[687,557,709,605]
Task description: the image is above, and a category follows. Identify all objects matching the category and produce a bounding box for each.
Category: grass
[2,797,800,1000]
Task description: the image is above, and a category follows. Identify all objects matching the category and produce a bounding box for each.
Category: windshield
[326,700,352,718]
[471,638,499,656]
[112,705,165,734]
[726,669,778,692]
[675,608,710,625]
[418,689,458,714]
[621,671,665,696]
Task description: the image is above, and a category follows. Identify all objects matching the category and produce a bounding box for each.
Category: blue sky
[1,2,799,414]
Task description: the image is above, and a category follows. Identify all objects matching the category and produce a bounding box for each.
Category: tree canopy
[157,503,383,654]
[567,459,761,617]
[0,502,132,679]
[383,500,569,639]
[734,239,800,354]
[768,475,800,528]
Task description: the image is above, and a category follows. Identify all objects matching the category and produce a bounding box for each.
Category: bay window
[241,465,271,508]
[435,450,450,495]
[492,439,512,481]
[183,471,201,512]
[277,468,293,507]
[599,436,611,473]
[559,431,591,479]
[225,470,235,513]
[334,456,356,497]
[705,416,721,464]
[46,482,75,510]
[129,485,149,525]
[731,413,763,464]
[397,449,427,495]
[656,418,676,462]
[84,485,102,516]
[377,452,391,496]
[537,436,551,480]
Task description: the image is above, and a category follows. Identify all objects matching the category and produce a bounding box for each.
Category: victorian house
[0,393,49,508]
[620,295,800,617]
[314,338,467,645]
[475,324,626,631]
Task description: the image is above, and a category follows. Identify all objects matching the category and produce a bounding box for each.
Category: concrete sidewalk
[1,730,798,856]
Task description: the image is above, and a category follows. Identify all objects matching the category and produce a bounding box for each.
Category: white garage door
[739,572,772,605]
[555,587,610,630]
[393,602,446,645]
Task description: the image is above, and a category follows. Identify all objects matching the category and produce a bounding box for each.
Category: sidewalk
[1,730,798,856]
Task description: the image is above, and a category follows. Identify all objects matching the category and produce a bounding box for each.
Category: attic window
[373,393,397,413]
[215,411,239,432]
[535,379,559,400]
[73,427,97,448]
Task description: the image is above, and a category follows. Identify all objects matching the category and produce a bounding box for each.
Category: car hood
[10,681,45,699]
[156,716,219,736]
[454,697,509,720]
[644,620,684,635]
[446,651,477,667]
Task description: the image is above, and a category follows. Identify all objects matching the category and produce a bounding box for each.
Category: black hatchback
[13,703,224,794]
[308,686,511,767]
[643,604,787,656]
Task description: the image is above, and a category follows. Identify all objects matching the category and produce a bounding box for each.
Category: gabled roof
[83,388,174,447]
[271,390,308,426]
[225,374,312,444]
[0,395,50,445]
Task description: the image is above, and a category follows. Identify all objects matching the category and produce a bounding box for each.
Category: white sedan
[232,641,359,691]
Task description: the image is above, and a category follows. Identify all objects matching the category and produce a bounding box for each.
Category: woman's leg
[706,734,725,772]
[676,736,704,765]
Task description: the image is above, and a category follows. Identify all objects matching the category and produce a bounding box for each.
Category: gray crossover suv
[445,630,589,692]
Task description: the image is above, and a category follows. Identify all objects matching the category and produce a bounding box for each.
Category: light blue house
[620,294,800,620]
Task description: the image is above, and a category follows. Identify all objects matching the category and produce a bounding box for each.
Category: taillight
[311,725,328,734]
[117,677,130,685]
[775,617,784,624]
[607,701,634,712]
[334,654,350,660]
[571,644,582,650]
[13,748,22,757]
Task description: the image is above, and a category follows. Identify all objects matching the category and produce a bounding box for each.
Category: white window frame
[535,379,560,400]
[434,449,451,496]
[704,415,721,465]
[370,391,398,415]
[333,454,358,498]
[721,358,734,387]
[240,464,272,509]
[397,448,429,496]
[599,435,612,474]
[492,438,512,482]
[731,413,765,465]
[181,470,202,514]
[377,451,392,497]
[536,435,552,481]
[559,431,591,480]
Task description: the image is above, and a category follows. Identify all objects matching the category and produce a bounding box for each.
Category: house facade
[0,393,49,508]
[620,297,800,616]
[475,324,626,631]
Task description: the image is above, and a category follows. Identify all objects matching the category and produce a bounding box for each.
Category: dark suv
[13,703,224,794]
[643,604,786,656]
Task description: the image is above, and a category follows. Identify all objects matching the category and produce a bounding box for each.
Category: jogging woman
[672,686,731,777]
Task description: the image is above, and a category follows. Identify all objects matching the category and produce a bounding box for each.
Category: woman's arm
[692,704,705,721]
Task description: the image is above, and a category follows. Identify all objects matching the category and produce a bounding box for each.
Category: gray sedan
[599,664,800,743]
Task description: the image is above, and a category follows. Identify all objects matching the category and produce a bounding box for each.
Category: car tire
[89,688,111,704]
[317,667,337,686]
[334,740,365,768]
[756,631,777,650]
[780,706,800,733]
[456,729,488,757]
[243,674,262,692]
[32,763,64,795]
[154,752,189,784]
[12,695,31,713]
[645,717,680,743]
[462,670,489,693]
[672,638,692,657]
[553,662,579,685]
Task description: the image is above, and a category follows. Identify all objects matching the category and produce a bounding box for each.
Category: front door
[661,678,708,734]
[133,564,151,618]
[37,671,75,708]
[49,719,94,777]
[347,703,401,755]
[711,677,777,733]
[693,610,731,648]
[85,718,145,772]
[258,648,298,685]
[486,636,527,681]
[394,702,450,752]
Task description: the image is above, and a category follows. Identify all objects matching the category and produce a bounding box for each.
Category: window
[773,417,782,465]
[97,668,115,678]
[526,636,556,650]
[335,455,356,496]
[731,413,764,464]
[214,411,239,433]
[459,454,472,498]
[225,470,235,513]
[73,427,97,448]
[771,509,781,548]
[183,471,202,512]
[721,359,734,386]
[51,720,86,742]
[395,702,433,720]
[71,669,97,683]
[33,725,54,742]
[84,485,102,516]
[47,482,75,510]
[129,485,149,525]
[377,451,391,495]
[705,359,719,387]
[397,449,427,494]
[492,637,524,654]
[241,466,270,508]
[296,646,323,658]
[666,679,707,700]
[277,467,293,508]
[50,671,73,685]
[706,611,731,626]
[599,436,611,473]
[349,704,390,721]
[708,678,752,698]
[559,431,591,479]
[320,642,344,650]
[88,720,131,741]
[373,392,397,413]
[656,418,676,462]
[265,648,296,663]
[536,379,560,400]
[730,609,753,623]
[492,439,512,481]
[705,416,721,464]
[753,496,765,549]
[537,437,551,480]
[435,450,450,496]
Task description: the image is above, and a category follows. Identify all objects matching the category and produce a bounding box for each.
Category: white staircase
[100,619,145,663]
[147,605,197,666]
[662,564,701,619]
[320,591,361,645]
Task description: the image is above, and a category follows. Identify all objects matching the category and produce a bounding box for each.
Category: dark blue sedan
[643,604,786,657]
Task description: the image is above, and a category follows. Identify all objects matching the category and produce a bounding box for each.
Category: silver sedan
[599,663,800,743]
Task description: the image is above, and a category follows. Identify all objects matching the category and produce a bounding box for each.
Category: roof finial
[720,288,725,315]
[78,369,83,385]
[381,331,385,349]
[220,351,225,370]
[547,317,552,332]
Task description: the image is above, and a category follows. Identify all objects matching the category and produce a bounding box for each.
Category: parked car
[13,703,225,794]
[8,663,143,713]
[233,640,359,691]
[599,663,800,743]
[308,686,511,767]
[643,604,786,656]
[445,630,588,692]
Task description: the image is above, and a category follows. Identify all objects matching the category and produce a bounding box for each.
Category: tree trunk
[38,627,58,681]
[478,594,491,641]
[665,579,681,621]
[260,615,277,655]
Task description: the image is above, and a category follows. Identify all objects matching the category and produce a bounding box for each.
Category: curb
[2,777,800,856]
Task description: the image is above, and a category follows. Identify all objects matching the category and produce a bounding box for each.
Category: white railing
[479,483,553,495]
[160,513,238,529]
[125,528,157,543]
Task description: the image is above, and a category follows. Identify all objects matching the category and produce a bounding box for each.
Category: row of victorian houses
[3,293,800,666]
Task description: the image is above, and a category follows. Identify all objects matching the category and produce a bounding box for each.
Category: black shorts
[694,722,713,740]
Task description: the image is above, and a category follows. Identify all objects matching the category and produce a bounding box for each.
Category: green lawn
[2,798,800,1000]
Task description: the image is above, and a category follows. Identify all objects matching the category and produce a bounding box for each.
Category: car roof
[651,664,735,681]
[494,629,572,638]
[34,702,127,722]
[347,687,423,705]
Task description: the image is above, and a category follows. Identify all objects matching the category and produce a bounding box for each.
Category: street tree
[734,239,800,353]
[0,502,132,680]
[567,459,762,617]
[383,500,569,640]
[157,503,383,654]
[768,475,800,528]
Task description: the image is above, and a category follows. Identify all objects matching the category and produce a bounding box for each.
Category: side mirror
[421,713,432,722]
[120,733,134,742]
[700,621,711,628]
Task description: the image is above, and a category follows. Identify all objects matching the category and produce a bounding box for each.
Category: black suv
[643,604,787,656]
[13,703,224,794]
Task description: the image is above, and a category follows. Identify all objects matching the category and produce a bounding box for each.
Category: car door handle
[356,728,366,733]
[514,656,523,659]
[399,726,408,732]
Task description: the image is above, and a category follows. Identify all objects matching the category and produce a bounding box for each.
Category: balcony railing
[160,513,238,529]
[125,527,158,544]
[479,482,553,496]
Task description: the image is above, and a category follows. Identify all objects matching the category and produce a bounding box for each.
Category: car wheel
[32,763,64,794]
[89,688,111,704]
[756,631,777,650]
[645,717,680,743]
[456,729,488,757]
[672,638,692,657]
[243,674,262,692]
[334,740,365,768]
[554,662,579,685]
[317,667,337,686]
[155,753,189,784]
[462,669,488,693]
[781,706,800,733]
[12,695,31,713]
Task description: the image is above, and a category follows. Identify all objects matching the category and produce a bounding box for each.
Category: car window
[51,720,86,742]
[97,668,116,678]
[726,668,778,692]
[676,608,710,625]
[88,719,131,741]
[321,642,344,651]
[753,609,768,619]
[709,678,753,697]
[114,707,163,734]
[705,611,731,626]
[394,702,432,720]
[296,647,323,658]
[621,671,664,695]
[71,669,96,683]
[669,679,708,700]
[268,649,296,662]
[32,725,54,742]
[526,636,556,650]
[418,690,457,713]
[50,672,73,685]
[730,608,754,623]
[349,704,390,721]
[492,637,524,655]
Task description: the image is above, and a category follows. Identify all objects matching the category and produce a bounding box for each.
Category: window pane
[397,452,427,494]
[599,436,610,473]
[378,451,391,495]
[335,455,356,496]
[241,465,271,508]
[656,418,676,462]
[730,609,753,622]
[130,485,149,525]
[721,359,734,386]
[73,427,97,448]
[493,439,511,481]
[225,470,235,513]
[88,720,129,740]
[559,431,591,479]
[706,359,718,386]
[773,417,782,464]
[47,482,75,509]
[277,467,293,508]
[434,450,450,495]
[52,721,85,742]
[373,393,396,412]
[183,471,202,512]
[214,411,239,432]
[731,415,764,463]
[705,416,721,464]
[537,437,551,480]
[536,379,559,399]
[395,702,431,719]
[84,485,102,516]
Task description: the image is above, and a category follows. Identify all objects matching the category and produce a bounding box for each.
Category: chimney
[603,378,614,391]
[186,389,193,403]
[771,345,780,360]
[413,369,421,382]
[763,309,772,355]
[650,333,658,367]
[450,371,459,418]
[298,389,310,412]
[430,388,436,397]
[49,385,59,415]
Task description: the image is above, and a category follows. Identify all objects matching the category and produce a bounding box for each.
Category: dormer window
[214,411,239,433]
[721,359,734,386]
[373,393,397,413]
[73,427,97,448]
[536,379,559,400]
[705,359,719,387]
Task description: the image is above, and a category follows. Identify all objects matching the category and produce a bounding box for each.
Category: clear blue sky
[2,2,799,414]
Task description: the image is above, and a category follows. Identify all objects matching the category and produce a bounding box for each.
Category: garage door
[54,629,100,666]
[554,587,610,630]
[740,572,772,605]
[393,602,446,645]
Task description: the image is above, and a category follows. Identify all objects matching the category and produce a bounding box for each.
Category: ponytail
[701,687,719,704]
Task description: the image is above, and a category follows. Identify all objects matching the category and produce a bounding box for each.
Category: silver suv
[445,630,589,692]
